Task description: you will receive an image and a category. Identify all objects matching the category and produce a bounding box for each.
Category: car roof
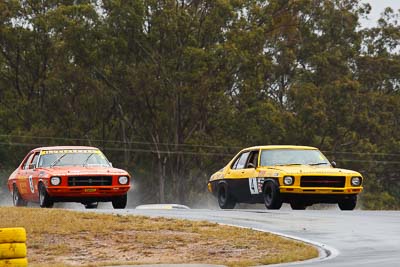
[31,146,99,152]
[243,145,318,151]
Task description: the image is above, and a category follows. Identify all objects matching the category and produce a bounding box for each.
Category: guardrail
[0,228,28,267]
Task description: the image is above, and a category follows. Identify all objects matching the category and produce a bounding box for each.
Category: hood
[37,166,129,176]
[263,165,361,176]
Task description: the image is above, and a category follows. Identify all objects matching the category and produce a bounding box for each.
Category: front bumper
[47,185,130,198]
[280,186,363,194]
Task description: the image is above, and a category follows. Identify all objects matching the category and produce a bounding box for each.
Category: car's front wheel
[338,195,357,210]
[39,183,54,208]
[112,194,127,209]
[263,180,283,210]
[12,184,27,207]
[218,184,236,209]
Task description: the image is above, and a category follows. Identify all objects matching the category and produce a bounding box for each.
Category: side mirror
[331,161,337,168]
[109,162,113,167]
[29,164,36,169]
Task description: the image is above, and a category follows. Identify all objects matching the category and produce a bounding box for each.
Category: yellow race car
[208,145,363,210]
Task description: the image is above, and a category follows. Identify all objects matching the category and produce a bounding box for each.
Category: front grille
[300,176,345,188]
[68,176,112,186]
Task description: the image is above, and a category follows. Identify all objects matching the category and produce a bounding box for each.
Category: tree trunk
[157,154,166,203]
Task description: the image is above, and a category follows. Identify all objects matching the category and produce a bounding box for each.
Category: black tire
[39,183,54,208]
[218,184,236,209]
[263,180,283,210]
[112,194,127,209]
[12,184,28,207]
[84,202,98,209]
[338,195,357,210]
[290,202,306,210]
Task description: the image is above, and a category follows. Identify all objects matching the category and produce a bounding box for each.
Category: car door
[244,150,263,195]
[224,150,261,201]
[24,152,40,201]
[17,152,35,200]
[225,151,251,179]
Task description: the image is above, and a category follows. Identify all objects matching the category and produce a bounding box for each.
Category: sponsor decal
[257,178,265,193]
[85,188,96,192]
[40,149,101,155]
[211,173,224,181]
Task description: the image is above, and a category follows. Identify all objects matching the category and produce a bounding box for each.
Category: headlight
[283,176,294,185]
[118,176,129,185]
[351,177,362,186]
[50,176,61,186]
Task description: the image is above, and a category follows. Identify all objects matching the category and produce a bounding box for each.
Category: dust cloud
[0,189,12,207]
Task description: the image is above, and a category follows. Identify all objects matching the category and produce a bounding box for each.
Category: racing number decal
[249,178,257,194]
[248,178,265,195]
[28,175,35,193]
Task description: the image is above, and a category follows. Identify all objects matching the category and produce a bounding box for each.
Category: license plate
[85,188,96,192]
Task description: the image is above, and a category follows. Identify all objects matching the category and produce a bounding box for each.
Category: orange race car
[7,146,131,209]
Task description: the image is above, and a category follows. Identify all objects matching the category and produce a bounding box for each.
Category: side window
[234,152,250,169]
[246,151,259,168]
[23,153,35,170]
[232,157,240,169]
[30,153,40,169]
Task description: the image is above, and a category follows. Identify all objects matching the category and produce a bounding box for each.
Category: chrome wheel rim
[264,186,272,204]
[13,190,18,205]
[219,188,226,204]
[39,187,44,205]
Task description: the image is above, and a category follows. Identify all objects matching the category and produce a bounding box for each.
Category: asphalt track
[93,208,400,267]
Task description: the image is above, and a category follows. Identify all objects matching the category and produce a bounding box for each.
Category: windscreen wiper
[82,153,94,167]
[309,162,329,166]
[50,154,66,167]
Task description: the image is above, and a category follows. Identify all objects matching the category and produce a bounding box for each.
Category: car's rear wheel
[290,202,306,210]
[112,194,127,209]
[263,180,283,210]
[84,202,98,209]
[338,195,357,210]
[218,184,236,209]
[39,183,54,208]
[12,184,27,207]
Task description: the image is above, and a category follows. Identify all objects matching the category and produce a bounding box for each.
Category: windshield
[260,149,330,167]
[38,150,111,167]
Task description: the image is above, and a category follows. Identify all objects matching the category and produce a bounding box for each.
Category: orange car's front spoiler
[47,185,130,197]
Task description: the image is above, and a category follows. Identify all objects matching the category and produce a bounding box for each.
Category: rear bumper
[47,185,130,199]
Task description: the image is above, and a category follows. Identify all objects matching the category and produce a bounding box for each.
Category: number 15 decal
[28,175,35,193]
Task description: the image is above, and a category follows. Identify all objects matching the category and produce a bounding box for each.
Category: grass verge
[0,207,318,266]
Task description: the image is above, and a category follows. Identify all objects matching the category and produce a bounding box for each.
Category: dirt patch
[0,207,318,267]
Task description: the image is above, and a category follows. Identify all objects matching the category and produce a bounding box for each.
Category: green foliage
[0,0,399,209]
[361,174,398,210]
